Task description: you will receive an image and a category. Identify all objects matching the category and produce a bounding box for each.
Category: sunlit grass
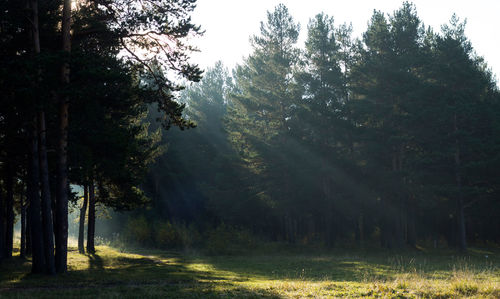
[0,245,499,298]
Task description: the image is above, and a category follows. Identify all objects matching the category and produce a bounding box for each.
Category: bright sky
[190,0,499,82]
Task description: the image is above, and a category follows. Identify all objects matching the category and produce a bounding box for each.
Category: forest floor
[0,245,499,298]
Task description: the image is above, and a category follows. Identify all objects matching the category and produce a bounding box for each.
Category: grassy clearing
[0,246,499,298]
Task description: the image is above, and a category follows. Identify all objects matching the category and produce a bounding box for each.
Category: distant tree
[142,62,236,226]
[414,15,500,251]
[296,13,355,246]
[230,4,303,241]
[350,2,427,248]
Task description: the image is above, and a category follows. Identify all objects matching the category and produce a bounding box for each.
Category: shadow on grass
[87,253,104,271]
[0,248,282,298]
[1,246,498,298]
[182,247,500,283]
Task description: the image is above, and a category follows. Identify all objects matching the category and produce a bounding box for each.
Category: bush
[205,223,257,255]
[125,215,152,246]
[155,222,182,248]
[153,221,202,249]
[175,223,202,249]
[124,216,258,253]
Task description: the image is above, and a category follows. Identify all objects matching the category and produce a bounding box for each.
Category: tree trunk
[357,213,364,248]
[38,111,56,274]
[78,185,88,254]
[380,217,391,248]
[393,211,404,249]
[5,160,14,259]
[390,151,404,249]
[407,195,416,248]
[455,168,466,251]
[26,204,32,256]
[55,0,72,273]
[325,213,336,248]
[28,118,45,273]
[0,186,5,262]
[20,191,27,259]
[51,189,57,240]
[454,113,467,251]
[87,182,95,254]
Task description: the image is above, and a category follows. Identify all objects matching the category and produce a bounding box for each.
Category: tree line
[143,2,499,251]
[0,0,201,274]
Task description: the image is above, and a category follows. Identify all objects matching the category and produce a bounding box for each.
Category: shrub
[153,221,202,249]
[125,215,152,246]
[155,221,182,249]
[175,223,202,249]
[205,223,257,255]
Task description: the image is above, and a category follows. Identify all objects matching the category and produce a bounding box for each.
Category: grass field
[0,245,499,298]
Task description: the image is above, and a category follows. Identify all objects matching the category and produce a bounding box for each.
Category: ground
[0,245,499,298]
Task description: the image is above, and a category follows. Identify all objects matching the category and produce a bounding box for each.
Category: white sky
[190,0,499,82]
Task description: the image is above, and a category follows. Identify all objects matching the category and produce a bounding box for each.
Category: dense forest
[138,3,500,252]
[1,0,499,277]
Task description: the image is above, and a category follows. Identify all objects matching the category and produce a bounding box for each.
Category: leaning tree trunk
[28,117,46,273]
[78,185,88,254]
[55,0,72,274]
[38,111,56,274]
[87,182,96,254]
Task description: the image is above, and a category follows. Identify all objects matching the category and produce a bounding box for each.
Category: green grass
[0,246,499,298]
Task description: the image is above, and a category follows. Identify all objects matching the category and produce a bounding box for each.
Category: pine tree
[415,15,500,250]
[230,4,302,241]
[350,3,426,248]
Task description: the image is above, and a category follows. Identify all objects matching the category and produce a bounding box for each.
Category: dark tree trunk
[78,185,88,254]
[454,114,467,252]
[393,213,404,249]
[26,204,32,256]
[38,111,55,274]
[389,151,405,249]
[380,218,390,248]
[381,212,402,249]
[51,188,57,239]
[5,160,14,259]
[28,118,45,273]
[357,213,364,248]
[322,176,336,248]
[325,213,336,248]
[407,195,416,248]
[87,182,95,254]
[55,101,69,273]
[20,191,27,259]
[284,214,296,244]
[456,177,466,251]
[0,187,5,262]
[55,0,72,273]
